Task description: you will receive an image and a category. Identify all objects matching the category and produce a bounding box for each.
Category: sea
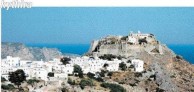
[26,44,194,64]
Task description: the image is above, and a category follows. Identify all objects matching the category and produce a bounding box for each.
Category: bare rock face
[1,42,34,60]
[1,42,62,61]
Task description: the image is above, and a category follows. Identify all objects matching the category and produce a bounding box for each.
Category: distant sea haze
[26,44,194,64]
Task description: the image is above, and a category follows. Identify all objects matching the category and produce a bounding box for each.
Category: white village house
[131,59,144,72]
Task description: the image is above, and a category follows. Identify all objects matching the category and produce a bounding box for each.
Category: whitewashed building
[106,59,122,71]
[62,64,74,74]
[131,59,144,72]
[20,60,32,67]
[130,31,150,39]
[127,36,137,44]
[5,56,20,67]
[31,67,48,81]
[54,73,68,79]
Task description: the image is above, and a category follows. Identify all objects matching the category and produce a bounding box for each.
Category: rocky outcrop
[87,34,163,57]
[86,33,194,92]
[1,42,63,61]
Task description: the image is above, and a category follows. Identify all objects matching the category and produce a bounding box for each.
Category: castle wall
[98,44,143,57]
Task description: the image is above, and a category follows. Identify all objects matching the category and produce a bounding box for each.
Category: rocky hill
[86,32,194,92]
[1,42,63,61]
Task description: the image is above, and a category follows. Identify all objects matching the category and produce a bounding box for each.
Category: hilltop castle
[88,31,163,58]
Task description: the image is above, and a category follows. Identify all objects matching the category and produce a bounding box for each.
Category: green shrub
[107,72,113,77]
[138,38,147,44]
[1,77,7,82]
[67,78,75,85]
[99,54,117,61]
[73,64,83,78]
[27,79,40,87]
[103,63,109,68]
[117,55,123,60]
[156,88,165,92]
[61,87,69,92]
[127,60,131,63]
[100,70,107,77]
[95,77,104,82]
[48,72,54,77]
[134,72,143,77]
[87,72,95,79]
[128,65,134,68]
[99,54,124,61]
[176,55,183,60]
[119,62,127,71]
[121,36,128,40]
[100,82,126,92]
[1,84,15,90]
[79,79,94,89]
[60,57,71,65]
[78,72,84,78]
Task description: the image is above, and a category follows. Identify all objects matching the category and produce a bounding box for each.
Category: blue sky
[2,7,194,44]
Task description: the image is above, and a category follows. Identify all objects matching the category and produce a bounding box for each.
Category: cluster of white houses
[1,56,144,82]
